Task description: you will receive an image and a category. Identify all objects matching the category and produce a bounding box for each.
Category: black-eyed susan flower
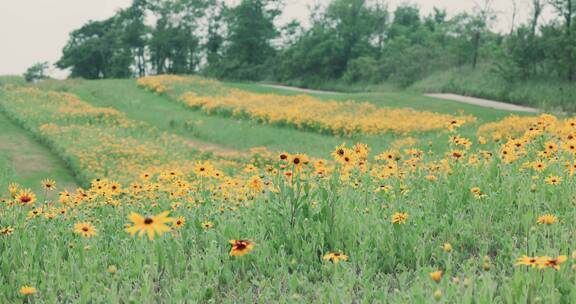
[391,212,408,224]
[16,189,36,205]
[202,221,214,230]
[174,216,186,229]
[125,211,174,240]
[539,255,567,270]
[0,226,14,236]
[74,222,97,238]
[279,152,289,162]
[515,255,538,268]
[323,252,349,263]
[289,154,309,171]
[544,175,562,185]
[229,240,255,256]
[41,179,56,191]
[536,214,556,225]
[19,285,36,296]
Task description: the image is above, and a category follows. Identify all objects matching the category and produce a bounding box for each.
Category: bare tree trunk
[472,31,481,69]
[510,0,518,35]
[531,0,544,36]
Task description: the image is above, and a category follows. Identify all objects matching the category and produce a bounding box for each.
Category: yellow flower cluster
[177,90,475,136]
[136,75,191,95]
[0,86,241,182]
[137,75,223,95]
[137,75,476,136]
[478,114,576,142]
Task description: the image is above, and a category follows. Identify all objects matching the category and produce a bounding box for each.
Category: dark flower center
[144,218,154,225]
[82,227,89,232]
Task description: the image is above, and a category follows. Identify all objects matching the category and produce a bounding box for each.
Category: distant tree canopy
[57,0,576,86]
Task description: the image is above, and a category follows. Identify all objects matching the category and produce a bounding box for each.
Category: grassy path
[38,79,523,158]
[38,80,411,157]
[0,109,77,193]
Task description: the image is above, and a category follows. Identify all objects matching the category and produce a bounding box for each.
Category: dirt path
[425,93,540,113]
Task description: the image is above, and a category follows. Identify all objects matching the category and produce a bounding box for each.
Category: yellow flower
[125,211,174,240]
[0,226,14,236]
[8,183,19,197]
[544,175,562,185]
[391,212,408,224]
[536,214,556,225]
[532,161,546,171]
[544,141,558,153]
[539,255,568,270]
[323,252,349,264]
[202,221,214,230]
[19,285,36,296]
[73,222,97,237]
[442,243,453,253]
[174,216,186,229]
[229,239,255,256]
[16,189,36,205]
[515,255,538,268]
[41,179,56,191]
[470,187,481,194]
[430,270,443,282]
[107,265,117,274]
[289,153,309,171]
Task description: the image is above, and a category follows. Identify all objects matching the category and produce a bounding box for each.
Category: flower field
[1,79,576,302]
[138,75,475,136]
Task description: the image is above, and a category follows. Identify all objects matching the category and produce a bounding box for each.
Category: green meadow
[2,77,574,303]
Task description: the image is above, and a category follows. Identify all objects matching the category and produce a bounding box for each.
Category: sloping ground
[0,110,77,193]
[426,93,540,113]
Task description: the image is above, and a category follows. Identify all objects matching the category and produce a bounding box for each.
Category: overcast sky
[0,0,555,76]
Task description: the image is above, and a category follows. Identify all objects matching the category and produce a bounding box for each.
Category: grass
[37,78,523,160]
[0,109,77,193]
[410,66,576,112]
[1,76,571,303]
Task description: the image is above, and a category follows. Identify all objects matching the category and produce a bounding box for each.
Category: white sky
[0,0,556,76]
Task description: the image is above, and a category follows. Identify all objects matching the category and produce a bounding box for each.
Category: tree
[530,0,546,36]
[23,62,50,82]
[56,18,121,79]
[548,0,576,80]
[218,0,281,80]
[147,0,208,75]
[470,0,496,69]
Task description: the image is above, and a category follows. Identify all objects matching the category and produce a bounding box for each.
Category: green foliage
[53,0,576,109]
[23,62,50,83]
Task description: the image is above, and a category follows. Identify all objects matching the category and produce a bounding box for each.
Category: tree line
[54,0,576,87]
